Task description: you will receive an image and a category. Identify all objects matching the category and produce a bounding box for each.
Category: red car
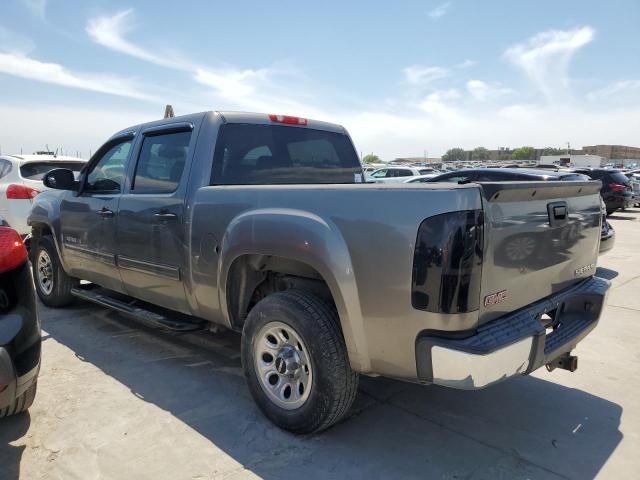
[0,220,40,417]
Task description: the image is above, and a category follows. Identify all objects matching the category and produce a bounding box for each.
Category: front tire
[0,382,37,418]
[32,236,79,307]
[241,290,358,434]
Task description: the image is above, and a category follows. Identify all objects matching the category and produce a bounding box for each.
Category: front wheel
[32,236,79,307]
[241,290,358,434]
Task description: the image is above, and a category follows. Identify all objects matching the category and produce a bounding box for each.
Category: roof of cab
[111,111,347,138]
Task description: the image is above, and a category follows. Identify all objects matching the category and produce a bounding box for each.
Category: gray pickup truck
[28,111,609,433]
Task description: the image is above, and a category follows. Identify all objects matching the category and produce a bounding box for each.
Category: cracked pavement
[1,208,639,479]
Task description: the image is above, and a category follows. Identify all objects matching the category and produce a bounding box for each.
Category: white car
[403,173,440,183]
[0,154,86,235]
[368,166,436,183]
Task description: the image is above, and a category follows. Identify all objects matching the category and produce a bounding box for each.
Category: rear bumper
[605,194,633,210]
[0,263,41,409]
[415,276,609,389]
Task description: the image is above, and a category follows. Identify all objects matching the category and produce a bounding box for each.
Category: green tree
[542,147,566,156]
[362,153,382,164]
[511,146,536,160]
[472,147,490,161]
[442,148,467,162]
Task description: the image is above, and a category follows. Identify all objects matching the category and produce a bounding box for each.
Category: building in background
[538,154,603,167]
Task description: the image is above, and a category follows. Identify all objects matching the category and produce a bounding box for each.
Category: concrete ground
[2,209,639,480]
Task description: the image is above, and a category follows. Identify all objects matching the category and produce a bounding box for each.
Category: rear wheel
[0,382,37,418]
[32,236,79,307]
[241,290,358,434]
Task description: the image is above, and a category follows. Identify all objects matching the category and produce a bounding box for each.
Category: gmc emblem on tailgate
[484,290,508,307]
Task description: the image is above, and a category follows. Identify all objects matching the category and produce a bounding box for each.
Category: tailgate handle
[553,206,567,219]
[548,201,568,226]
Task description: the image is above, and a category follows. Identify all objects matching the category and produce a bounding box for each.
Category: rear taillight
[269,114,308,126]
[6,184,40,199]
[412,210,484,314]
[609,183,626,193]
[0,226,28,273]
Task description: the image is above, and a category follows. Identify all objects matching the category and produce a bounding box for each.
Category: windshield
[211,124,362,185]
[20,161,85,180]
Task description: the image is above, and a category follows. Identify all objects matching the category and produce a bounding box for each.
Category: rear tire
[606,209,615,216]
[241,290,358,434]
[32,236,79,307]
[0,382,37,418]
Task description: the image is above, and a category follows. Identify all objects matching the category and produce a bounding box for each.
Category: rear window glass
[608,172,630,184]
[20,161,84,180]
[211,124,362,185]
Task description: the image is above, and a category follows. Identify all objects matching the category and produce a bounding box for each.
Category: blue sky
[0,0,639,159]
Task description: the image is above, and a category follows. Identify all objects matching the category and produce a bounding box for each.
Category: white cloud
[466,80,512,102]
[21,0,47,19]
[86,9,192,70]
[403,65,448,86]
[504,26,595,101]
[86,9,314,115]
[457,59,477,69]
[418,89,460,118]
[0,51,157,101]
[341,104,640,159]
[0,103,155,158]
[586,80,640,102]
[428,2,451,19]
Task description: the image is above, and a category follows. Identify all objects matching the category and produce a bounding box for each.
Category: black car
[570,168,633,215]
[419,168,614,255]
[0,222,40,418]
[414,167,589,183]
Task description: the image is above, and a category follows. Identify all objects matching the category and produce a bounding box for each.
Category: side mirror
[43,168,78,191]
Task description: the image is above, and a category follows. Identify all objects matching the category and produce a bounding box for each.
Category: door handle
[97,208,114,218]
[153,211,177,220]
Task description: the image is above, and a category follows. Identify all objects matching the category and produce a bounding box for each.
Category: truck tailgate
[478,181,602,325]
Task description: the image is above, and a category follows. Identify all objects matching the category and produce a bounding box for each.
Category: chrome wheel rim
[254,321,313,410]
[37,250,54,295]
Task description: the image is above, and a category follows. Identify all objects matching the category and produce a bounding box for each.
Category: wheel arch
[218,208,370,372]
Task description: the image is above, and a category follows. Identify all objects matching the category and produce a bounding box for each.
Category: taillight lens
[609,183,626,193]
[6,184,40,199]
[268,114,308,126]
[412,210,484,313]
[0,226,28,273]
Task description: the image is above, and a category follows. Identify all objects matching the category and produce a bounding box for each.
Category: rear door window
[211,124,361,184]
[132,131,191,194]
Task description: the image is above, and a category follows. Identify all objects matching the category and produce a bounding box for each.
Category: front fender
[219,208,371,372]
[27,191,67,270]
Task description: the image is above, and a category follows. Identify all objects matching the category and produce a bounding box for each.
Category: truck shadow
[38,302,623,480]
[0,411,31,480]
